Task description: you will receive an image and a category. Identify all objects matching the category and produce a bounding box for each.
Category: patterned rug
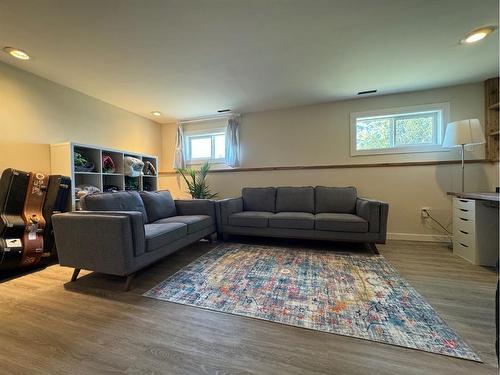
[144,243,480,362]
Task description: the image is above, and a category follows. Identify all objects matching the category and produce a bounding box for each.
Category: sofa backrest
[81,191,148,223]
[315,186,357,214]
[242,187,276,212]
[276,186,315,213]
[240,186,358,214]
[139,190,177,223]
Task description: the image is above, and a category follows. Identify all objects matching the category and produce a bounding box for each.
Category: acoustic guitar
[20,172,49,267]
[0,169,30,271]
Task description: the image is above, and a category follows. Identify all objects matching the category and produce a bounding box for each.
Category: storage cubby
[103,174,124,192]
[102,150,124,174]
[74,146,101,173]
[50,142,159,210]
[142,156,158,176]
[125,176,141,191]
[74,173,102,210]
[142,176,158,191]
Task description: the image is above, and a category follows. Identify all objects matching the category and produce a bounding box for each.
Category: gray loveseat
[216,186,388,252]
[52,190,216,290]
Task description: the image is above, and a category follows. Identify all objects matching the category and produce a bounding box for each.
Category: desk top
[447,191,500,202]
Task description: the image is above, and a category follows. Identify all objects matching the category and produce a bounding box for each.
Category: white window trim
[350,102,450,156]
[184,127,226,165]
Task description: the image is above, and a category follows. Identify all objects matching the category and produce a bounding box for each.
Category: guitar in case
[42,175,71,257]
[0,169,30,272]
[20,172,49,267]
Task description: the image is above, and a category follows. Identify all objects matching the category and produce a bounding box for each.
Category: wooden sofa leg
[368,243,380,255]
[70,268,81,282]
[124,274,135,292]
[205,234,213,243]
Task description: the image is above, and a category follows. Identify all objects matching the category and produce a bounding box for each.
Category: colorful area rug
[144,243,480,361]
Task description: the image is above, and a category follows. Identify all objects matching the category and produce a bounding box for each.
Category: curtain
[173,123,185,169]
[225,116,240,167]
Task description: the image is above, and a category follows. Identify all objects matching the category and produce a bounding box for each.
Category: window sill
[185,161,230,170]
[351,145,449,157]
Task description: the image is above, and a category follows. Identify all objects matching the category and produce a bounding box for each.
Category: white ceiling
[0,0,498,122]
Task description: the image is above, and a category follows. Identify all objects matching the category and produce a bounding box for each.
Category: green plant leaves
[175,161,218,199]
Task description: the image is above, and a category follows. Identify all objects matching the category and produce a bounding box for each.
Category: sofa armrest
[356,198,389,238]
[174,199,216,220]
[52,211,146,275]
[216,198,243,229]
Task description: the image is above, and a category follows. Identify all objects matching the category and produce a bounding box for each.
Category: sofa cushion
[140,190,177,223]
[275,186,314,213]
[228,211,274,228]
[144,222,187,252]
[269,212,314,230]
[154,215,213,234]
[315,186,357,214]
[242,187,276,212]
[81,191,148,223]
[315,213,368,233]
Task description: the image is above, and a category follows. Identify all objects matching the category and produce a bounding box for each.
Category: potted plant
[176,161,218,199]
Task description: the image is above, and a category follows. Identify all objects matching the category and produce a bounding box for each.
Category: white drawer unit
[452,197,499,266]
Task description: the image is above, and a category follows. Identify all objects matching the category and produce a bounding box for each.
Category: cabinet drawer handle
[459,208,468,212]
[459,218,469,221]
[459,199,469,203]
[459,230,469,234]
[459,242,469,248]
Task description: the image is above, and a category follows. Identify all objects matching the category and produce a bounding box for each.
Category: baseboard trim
[387,233,450,243]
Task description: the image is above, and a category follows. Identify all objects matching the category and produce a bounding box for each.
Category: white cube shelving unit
[50,142,158,210]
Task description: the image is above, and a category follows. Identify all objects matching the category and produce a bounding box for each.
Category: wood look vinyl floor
[0,239,497,375]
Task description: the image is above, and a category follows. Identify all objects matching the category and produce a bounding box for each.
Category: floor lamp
[442,119,485,192]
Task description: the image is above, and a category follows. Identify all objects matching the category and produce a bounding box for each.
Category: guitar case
[0,169,30,271]
[42,175,71,257]
[20,172,49,267]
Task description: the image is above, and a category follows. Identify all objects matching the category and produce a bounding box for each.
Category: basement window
[350,103,449,156]
[185,131,226,164]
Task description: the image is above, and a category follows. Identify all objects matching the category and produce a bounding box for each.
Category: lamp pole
[460,144,465,192]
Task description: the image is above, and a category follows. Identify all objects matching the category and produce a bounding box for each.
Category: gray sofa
[52,190,216,290]
[216,186,388,252]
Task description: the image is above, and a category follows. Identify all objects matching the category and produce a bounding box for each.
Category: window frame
[350,102,450,156]
[184,128,226,165]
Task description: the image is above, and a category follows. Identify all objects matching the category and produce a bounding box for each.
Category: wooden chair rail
[159,159,494,176]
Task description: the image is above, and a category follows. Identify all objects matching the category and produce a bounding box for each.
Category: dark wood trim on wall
[159,159,495,176]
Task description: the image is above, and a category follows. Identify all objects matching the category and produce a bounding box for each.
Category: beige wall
[0,62,161,173]
[2,60,496,241]
[161,83,499,241]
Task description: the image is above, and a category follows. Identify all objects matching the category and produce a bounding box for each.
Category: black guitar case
[0,169,30,271]
[42,175,71,257]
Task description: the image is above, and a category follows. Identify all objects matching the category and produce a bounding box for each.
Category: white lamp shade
[442,119,485,148]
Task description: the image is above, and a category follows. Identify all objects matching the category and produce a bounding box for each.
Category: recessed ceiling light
[3,47,30,60]
[461,26,496,44]
[151,111,161,117]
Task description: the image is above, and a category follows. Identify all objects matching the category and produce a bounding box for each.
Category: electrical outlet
[421,207,430,218]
